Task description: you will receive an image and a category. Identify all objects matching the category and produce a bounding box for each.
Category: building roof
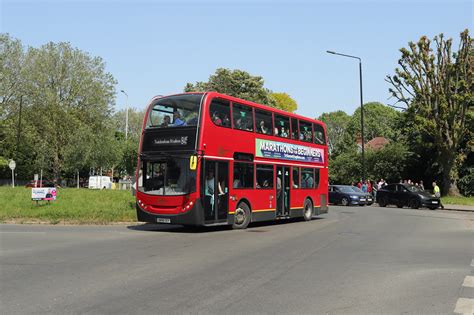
[366,137,389,150]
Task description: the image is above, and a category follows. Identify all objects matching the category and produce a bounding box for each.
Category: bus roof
[147,92,325,127]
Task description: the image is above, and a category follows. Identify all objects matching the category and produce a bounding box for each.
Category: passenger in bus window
[259,121,269,134]
[274,127,279,136]
[222,114,230,127]
[303,172,314,188]
[212,112,222,125]
[281,126,288,138]
[187,114,198,126]
[161,115,170,127]
[172,110,187,126]
[233,178,240,188]
[235,117,242,129]
[315,131,324,144]
[305,131,312,142]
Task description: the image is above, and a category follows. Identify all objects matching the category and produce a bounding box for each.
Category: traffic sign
[9,160,16,170]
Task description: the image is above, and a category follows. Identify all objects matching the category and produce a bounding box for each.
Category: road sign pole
[8,160,16,188]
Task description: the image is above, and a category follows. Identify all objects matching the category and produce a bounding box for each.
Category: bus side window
[274,115,290,138]
[256,164,274,189]
[314,169,320,189]
[313,123,326,145]
[299,121,313,143]
[210,99,231,128]
[255,109,273,135]
[301,168,314,188]
[292,167,300,189]
[233,162,254,188]
[233,103,254,132]
[291,118,298,140]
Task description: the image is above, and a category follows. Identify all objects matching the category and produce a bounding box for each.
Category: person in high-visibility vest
[432,181,444,209]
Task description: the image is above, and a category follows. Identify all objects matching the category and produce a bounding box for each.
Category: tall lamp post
[326,50,365,182]
[120,89,129,140]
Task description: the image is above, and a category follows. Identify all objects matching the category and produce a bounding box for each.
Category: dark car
[376,183,440,210]
[351,186,374,205]
[25,180,55,188]
[329,185,368,206]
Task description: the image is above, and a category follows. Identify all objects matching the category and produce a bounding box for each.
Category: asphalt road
[1,206,473,314]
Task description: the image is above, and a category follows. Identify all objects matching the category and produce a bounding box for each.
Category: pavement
[443,204,474,212]
[1,205,473,314]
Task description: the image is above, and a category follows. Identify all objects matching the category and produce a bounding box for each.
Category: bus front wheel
[233,202,251,229]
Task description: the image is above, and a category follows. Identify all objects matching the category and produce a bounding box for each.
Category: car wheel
[409,198,420,209]
[341,197,349,206]
[428,206,437,210]
[303,198,313,221]
[232,202,251,229]
[396,202,404,208]
[378,197,387,207]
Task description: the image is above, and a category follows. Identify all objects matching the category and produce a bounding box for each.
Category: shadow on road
[127,217,325,233]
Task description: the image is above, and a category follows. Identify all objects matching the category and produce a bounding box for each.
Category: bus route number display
[256,138,324,163]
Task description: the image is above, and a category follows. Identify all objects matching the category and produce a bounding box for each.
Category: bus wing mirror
[189,155,197,170]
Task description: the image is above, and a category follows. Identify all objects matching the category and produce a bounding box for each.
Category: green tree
[348,102,402,142]
[318,110,351,156]
[0,35,118,181]
[365,142,410,183]
[329,149,361,184]
[185,68,276,107]
[386,29,473,196]
[269,92,298,112]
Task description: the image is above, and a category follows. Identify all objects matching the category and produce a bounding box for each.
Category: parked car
[376,183,440,210]
[25,180,55,188]
[329,185,368,206]
[351,186,374,205]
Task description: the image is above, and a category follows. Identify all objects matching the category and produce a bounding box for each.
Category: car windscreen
[351,186,364,193]
[405,185,421,192]
[146,94,203,128]
[338,186,354,193]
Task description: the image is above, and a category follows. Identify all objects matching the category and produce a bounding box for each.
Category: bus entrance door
[276,166,290,217]
[202,160,229,223]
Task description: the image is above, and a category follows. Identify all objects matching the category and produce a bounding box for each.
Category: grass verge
[441,196,474,206]
[0,187,137,224]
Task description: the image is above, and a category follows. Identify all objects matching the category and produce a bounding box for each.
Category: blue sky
[1,0,472,118]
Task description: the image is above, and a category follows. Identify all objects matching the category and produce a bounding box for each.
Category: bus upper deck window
[274,115,290,138]
[299,121,313,143]
[255,109,273,135]
[233,103,254,132]
[313,123,326,145]
[210,99,231,128]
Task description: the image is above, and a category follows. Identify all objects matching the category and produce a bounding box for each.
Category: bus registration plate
[157,218,171,224]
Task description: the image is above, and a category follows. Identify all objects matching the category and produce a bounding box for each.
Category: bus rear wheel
[303,199,313,221]
[232,202,251,229]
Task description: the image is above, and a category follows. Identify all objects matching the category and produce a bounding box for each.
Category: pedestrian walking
[432,181,444,209]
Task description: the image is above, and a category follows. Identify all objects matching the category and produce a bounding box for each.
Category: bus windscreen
[146,94,202,128]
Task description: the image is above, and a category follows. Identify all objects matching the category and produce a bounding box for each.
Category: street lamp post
[326,50,365,182]
[120,89,129,140]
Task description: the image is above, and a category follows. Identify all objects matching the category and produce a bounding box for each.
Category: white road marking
[454,298,474,315]
[462,276,474,288]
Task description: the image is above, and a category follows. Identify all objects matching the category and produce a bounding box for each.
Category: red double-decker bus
[136,92,328,229]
